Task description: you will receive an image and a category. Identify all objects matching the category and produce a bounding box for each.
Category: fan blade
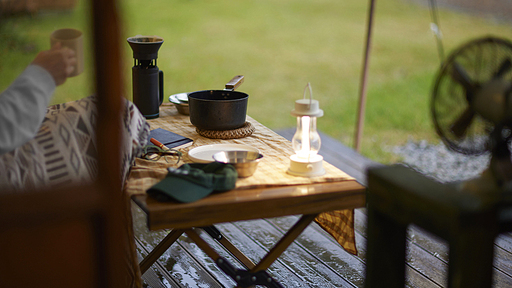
[449,107,475,139]
[451,62,475,91]
[494,58,512,79]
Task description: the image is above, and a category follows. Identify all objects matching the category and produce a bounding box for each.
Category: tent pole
[354,0,376,152]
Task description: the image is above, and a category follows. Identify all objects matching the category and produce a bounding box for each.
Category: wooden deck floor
[132,129,512,287]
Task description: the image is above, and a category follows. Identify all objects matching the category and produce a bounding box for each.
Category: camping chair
[365,164,512,288]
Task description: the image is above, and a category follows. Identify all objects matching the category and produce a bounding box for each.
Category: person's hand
[31,43,77,86]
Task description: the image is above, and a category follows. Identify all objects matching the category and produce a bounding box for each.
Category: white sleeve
[0,65,56,155]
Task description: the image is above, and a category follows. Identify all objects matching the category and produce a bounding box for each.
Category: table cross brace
[251,213,318,272]
[201,225,256,269]
[186,228,283,288]
[139,214,318,287]
[139,228,186,274]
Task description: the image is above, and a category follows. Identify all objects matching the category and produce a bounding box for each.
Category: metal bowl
[212,151,263,178]
[173,103,189,115]
[169,93,189,115]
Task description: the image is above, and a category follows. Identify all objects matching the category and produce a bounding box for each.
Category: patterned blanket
[0,95,150,192]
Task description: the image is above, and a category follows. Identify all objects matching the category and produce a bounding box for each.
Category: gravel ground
[391,140,491,183]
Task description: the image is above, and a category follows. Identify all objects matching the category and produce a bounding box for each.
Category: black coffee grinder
[127,35,164,119]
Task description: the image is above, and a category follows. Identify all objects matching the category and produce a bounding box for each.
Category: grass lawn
[1,0,511,163]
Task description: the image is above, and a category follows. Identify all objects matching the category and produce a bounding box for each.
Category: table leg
[153,215,316,287]
[186,228,283,288]
[185,228,221,261]
[447,216,496,288]
[251,214,318,272]
[365,204,406,287]
[139,228,186,274]
[202,226,256,269]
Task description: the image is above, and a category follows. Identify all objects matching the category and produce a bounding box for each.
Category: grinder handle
[225,75,244,91]
[159,70,164,106]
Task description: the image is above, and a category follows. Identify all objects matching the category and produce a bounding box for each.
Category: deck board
[230,219,357,287]
[266,215,365,286]
[132,205,229,287]
[217,221,337,287]
[133,128,512,287]
[135,237,181,288]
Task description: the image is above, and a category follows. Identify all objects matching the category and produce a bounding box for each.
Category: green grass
[1,0,511,163]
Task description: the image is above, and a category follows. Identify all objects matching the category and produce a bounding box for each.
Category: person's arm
[0,44,76,155]
[0,65,56,155]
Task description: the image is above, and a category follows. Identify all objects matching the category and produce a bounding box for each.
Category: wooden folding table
[125,105,366,287]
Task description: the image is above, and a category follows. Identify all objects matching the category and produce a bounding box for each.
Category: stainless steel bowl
[169,93,190,115]
[212,151,263,178]
[173,103,189,115]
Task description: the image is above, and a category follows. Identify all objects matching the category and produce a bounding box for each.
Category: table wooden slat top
[126,104,365,255]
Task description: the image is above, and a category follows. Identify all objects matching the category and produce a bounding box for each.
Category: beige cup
[50,28,84,77]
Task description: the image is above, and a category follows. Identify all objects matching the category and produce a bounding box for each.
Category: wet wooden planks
[132,204,361,287]
[133,128,512,287]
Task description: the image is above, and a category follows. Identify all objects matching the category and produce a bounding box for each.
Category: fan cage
[431,36,512,155]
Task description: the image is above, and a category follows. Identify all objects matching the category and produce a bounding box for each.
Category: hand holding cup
[32,42,77,86]
[49,28,84,77]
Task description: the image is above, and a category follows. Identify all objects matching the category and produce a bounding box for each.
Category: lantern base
[287,154,325,177]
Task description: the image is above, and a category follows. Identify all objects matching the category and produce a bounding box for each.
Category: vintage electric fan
[431,36,512,187]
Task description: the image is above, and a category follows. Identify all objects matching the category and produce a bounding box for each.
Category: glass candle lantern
[287,84,325,177]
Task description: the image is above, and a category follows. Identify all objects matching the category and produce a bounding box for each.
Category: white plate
[188,144,259,163]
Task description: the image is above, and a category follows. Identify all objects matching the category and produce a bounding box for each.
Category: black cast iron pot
[188,75,248,131]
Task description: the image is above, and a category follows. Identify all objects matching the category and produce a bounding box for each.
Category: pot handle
[159,70,164,106]
[225,75,244,91]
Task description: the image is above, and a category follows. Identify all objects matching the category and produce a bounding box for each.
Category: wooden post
[91,0,139,286]
[354,0,376,152]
